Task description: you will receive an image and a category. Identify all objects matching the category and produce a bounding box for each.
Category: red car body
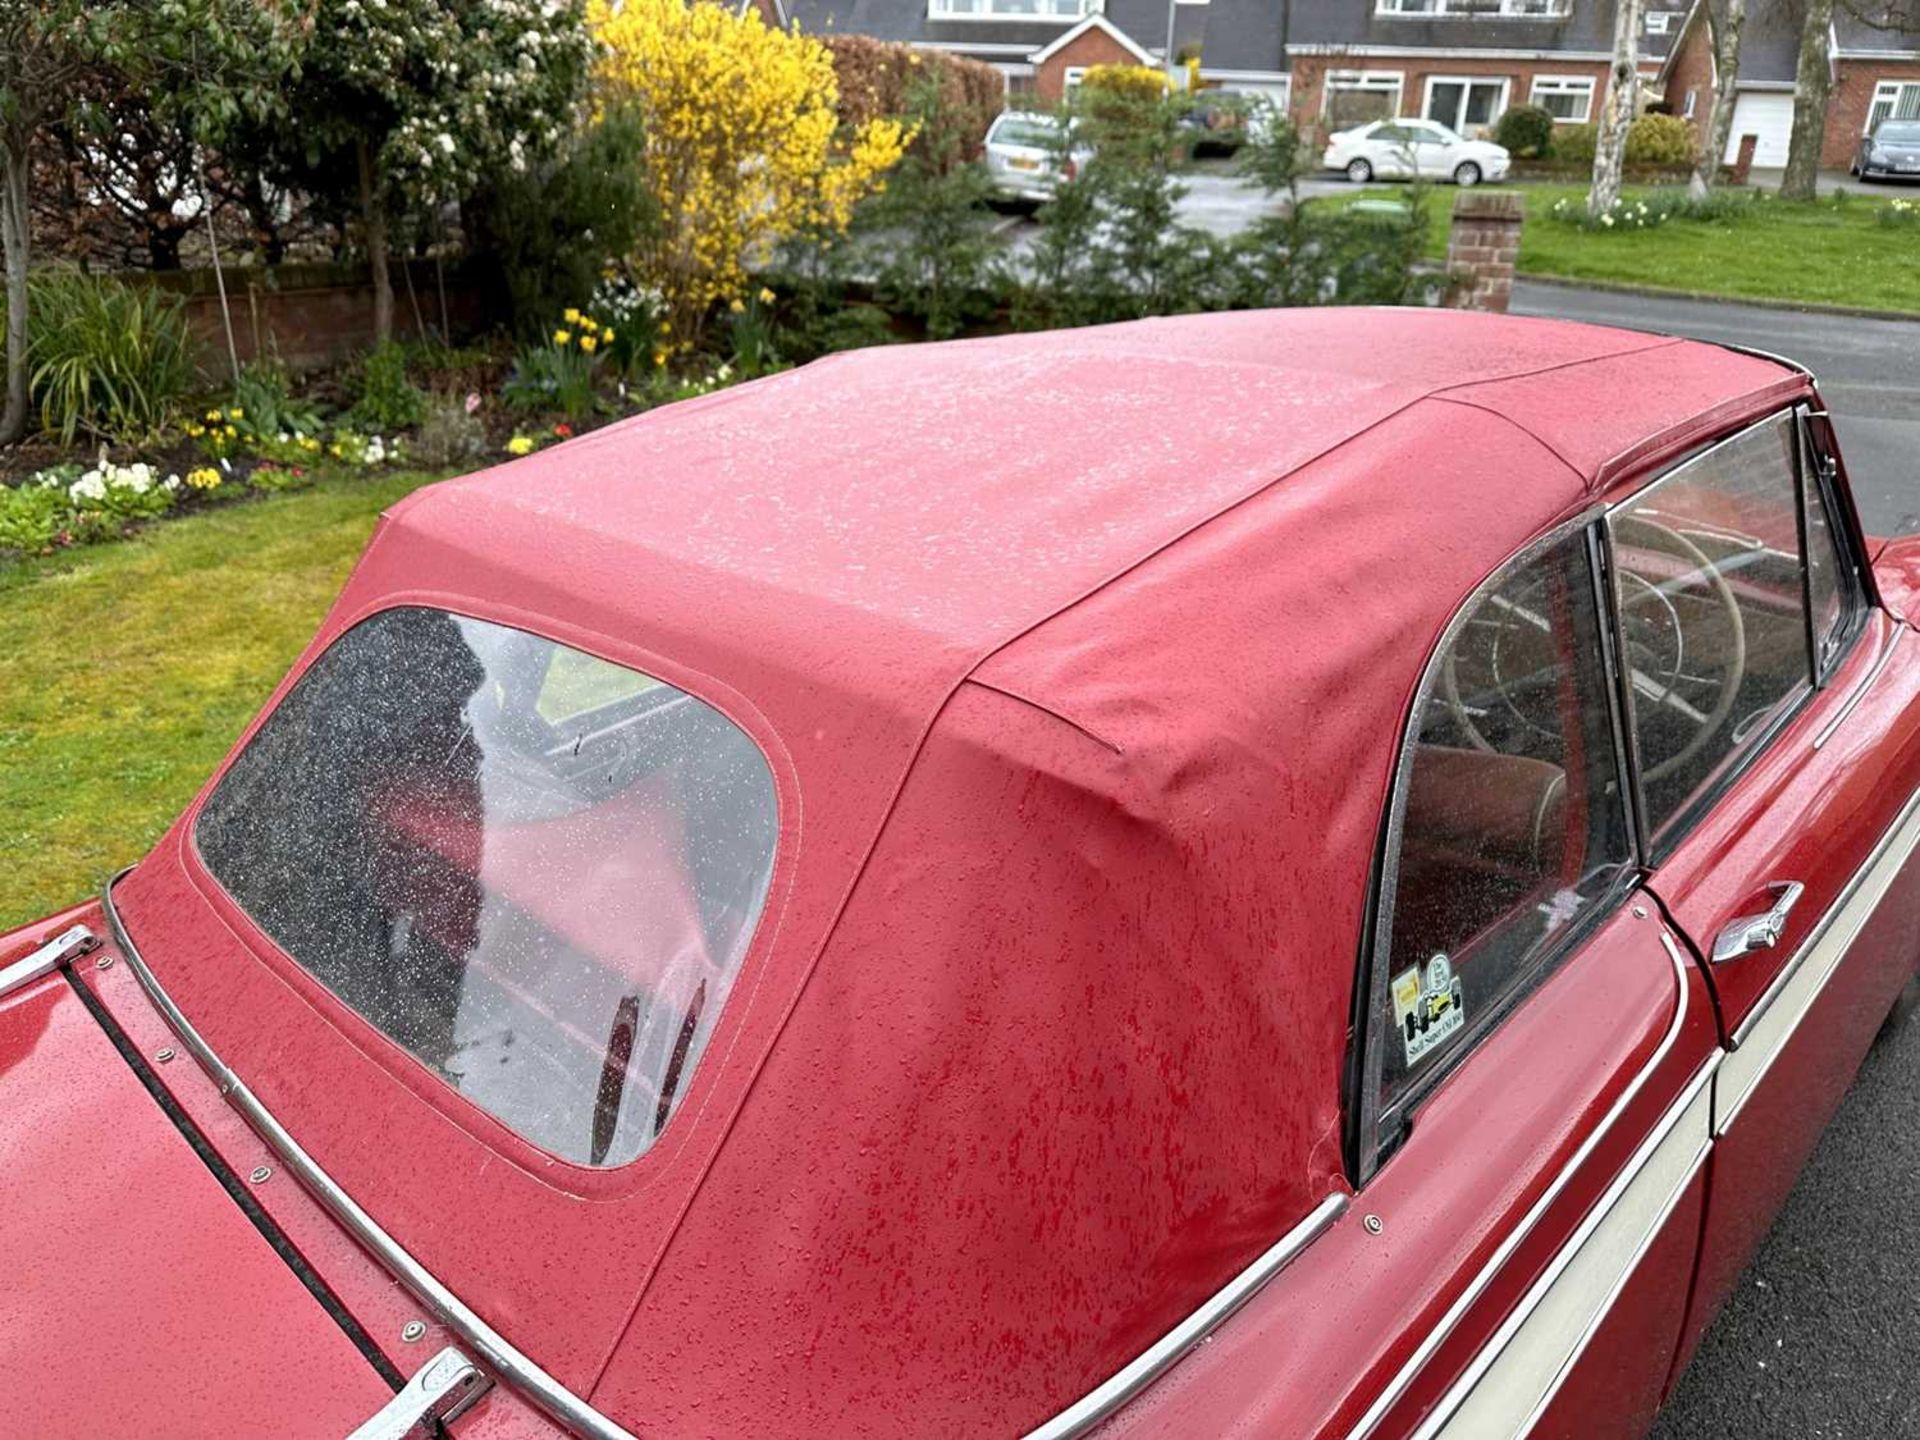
[3,309,1917,1440]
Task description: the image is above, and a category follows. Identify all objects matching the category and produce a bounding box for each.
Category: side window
[1609,414,1812,842]
[1371,527,1634,1126]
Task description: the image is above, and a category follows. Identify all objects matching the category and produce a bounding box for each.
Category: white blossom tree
[287,0,595,340]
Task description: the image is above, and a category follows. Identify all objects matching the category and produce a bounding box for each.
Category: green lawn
[1318,183,1920,314]
[0,470,446,931]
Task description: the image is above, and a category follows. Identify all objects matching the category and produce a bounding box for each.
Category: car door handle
[1711,881,1806,964]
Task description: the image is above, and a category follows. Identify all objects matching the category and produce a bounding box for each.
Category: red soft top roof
[389,308,1794,735]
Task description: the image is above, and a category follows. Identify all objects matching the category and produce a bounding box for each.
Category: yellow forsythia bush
[1078,65,1171,103]
[590,0,909,342]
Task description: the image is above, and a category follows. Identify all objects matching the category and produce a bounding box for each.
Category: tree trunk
[1689,0,1747,200]
[1589,0,1646,215]
[1780,0,1835,200]
[0,142,31,447]
[358,139,393,343]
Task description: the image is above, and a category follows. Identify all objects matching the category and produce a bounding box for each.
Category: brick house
[1660,1,1920,169]
[779,0,1688,137]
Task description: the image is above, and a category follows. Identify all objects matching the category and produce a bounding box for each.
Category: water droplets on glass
[197,607,778,1167]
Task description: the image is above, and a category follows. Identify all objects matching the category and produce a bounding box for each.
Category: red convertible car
[6,310,1920,1439]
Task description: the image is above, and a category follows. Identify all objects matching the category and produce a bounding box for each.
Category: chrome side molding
[347,1347,490,1440]
[100,874,639,1440]
[0,924,98,998]
[1022,1191,1349,1440]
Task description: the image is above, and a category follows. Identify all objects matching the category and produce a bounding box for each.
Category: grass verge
[0,469,446,931]
[1314,183,1920,315]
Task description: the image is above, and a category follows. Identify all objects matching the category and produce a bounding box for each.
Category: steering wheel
[1441,515,1746,784]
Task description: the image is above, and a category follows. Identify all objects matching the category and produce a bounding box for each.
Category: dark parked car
[1851,118,1920,179]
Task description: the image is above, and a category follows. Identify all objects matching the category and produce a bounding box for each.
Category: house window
[928,0,1096,19]
[1682,87,1696,118]
[1530,75,1596,122]
[1325,70,1404,128]
[1063,65,1086,91]
[1868,80,1920,132]
[1425,76,1510,135]
[1376,0,1571,16]
[1644,10,1672,34]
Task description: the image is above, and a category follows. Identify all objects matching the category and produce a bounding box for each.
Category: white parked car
[1323,119,1511,186]
[982,111,1090,204]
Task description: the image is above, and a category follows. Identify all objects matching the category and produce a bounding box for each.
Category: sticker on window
[1392,954,1465,1067]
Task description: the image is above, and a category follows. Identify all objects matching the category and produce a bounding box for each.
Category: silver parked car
[983,111,1088,205]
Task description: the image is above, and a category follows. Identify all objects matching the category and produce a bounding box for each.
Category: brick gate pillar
[1445,190,1525,314]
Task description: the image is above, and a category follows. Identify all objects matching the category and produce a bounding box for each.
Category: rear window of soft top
[196,607,778,1167]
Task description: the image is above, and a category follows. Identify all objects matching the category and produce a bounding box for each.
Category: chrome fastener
[402,1321,428,1344]
[1363,1214,1385,1235]
[95,953,114,969]
[155,1047,175,1063]
[249,1165,273,1184]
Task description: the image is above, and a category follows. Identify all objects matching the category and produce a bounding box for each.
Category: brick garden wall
[145,260,494,378]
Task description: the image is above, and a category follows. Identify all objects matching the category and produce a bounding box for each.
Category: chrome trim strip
[1812,624,1904,751]
[1344,929,1693,1439]
[1413,1055,1719,1439]
[1728,778,1920,1054]
[1718,783,1920,1131]
[100,874,638,1440]
[0,924,97,997]
[1512,1131,1710,1437]
[1020,1191,1348,1440]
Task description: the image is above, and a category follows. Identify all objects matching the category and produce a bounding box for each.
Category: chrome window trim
[1020,1192,1349,1440]
[101,872,638,1440]
[1605,407,1844,864]
[1344,928,1693,1439]
[1811,624,1905,751]
[1353,503,1619,1181]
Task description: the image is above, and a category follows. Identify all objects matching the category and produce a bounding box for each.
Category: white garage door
[1725,91,1794,167]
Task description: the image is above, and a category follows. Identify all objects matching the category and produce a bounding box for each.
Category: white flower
[437,132,456,155]
[1600,214,1614,227]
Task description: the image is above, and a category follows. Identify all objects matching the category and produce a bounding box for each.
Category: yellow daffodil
[554,329,572,346]
[228,408,244,421]
[602,327,616,342]
[652,350,667,368]
[580,335,599,354]
[757,286,777,305]
[506,435,536,456]
[728,297,746,314]
[563,307,583,324]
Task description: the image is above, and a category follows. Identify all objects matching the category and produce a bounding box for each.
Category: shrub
[1625,113,1698,168]
[1077,65,1170,104]
[470,103,661,336]
[26,272,194,446]
[351,341,427,431]
[591,0,908,343]
[1551,123,1598,164]
[1494,105,1555,160]
[413,392,490,468]
[824,37,1003,160]
[866,73,1007,340]
[0,483,68,553]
